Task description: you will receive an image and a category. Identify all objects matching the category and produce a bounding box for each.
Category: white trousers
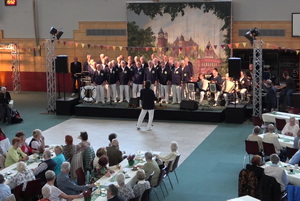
[120,85,130,102]
[240,88,247,101]
[106,84,116,102]
[96,85,105,103]
[172,85,182,103]
[132,83,143,98]
[199,91,206,104]
[137,109,154,130]
[181,83,189,100]
[160,84,169,102]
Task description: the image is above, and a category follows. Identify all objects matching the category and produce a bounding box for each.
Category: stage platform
[74,101,226,122]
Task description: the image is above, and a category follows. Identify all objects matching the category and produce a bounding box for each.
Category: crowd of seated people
[0,127,180,201]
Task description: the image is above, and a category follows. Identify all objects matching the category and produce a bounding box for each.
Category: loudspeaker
[180,100,198,110]
[129,98,139,108]
[55,55,68,73]
[228,57,241,78]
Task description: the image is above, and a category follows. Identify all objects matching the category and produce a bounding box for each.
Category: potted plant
[127,154,135,166]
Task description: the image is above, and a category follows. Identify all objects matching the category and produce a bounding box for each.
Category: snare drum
[81,85,96,103]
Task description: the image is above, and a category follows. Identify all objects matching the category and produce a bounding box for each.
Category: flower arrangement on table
[83,189,92,201]
[127,154,135,166]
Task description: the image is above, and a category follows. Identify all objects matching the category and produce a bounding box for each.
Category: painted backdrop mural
[127,2,232,76]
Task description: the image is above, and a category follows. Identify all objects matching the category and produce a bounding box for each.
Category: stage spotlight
[244,27,260,46]
[50,27,63,40]
[56,30,64,40]
[50,27,58,35]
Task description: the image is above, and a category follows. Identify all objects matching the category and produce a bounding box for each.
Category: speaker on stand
[55,55,68,100]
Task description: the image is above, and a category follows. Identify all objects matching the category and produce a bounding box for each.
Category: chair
[12,183,23,201]
[275,118,286,132]
[128,195,141,201]
[243,140,261,167]
[76,167,86,185]
[163,160,174,189]
[286,146,298,160]
[262,142,276,159]
[147,171,155,186]
[23,178,42,201]
[153,168,168,201]
[170,154,181,183]
[141,188,152,201]
[259,174,281,201]
[252,115,267,131]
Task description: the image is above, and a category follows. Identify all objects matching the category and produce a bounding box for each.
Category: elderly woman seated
[92,147,107,169]
[246,155,264,182]
[15,131,39,155]
[42,170,83,201]
[7,161,35,191]
[133,169,151,197]
[62,135,77,161]
[29,129,45,153]
[90,155,114,183]
[5,137,28,167]
[53,146,66,176]
[154,141,179,169]
[116,173,135,201]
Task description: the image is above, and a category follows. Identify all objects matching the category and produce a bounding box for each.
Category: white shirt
[282,123,299,137]
[263,132,281,153]
[247,134,263,151]
[44,183,63,201]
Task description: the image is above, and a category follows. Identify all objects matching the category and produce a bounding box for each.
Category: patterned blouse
[9,169,36,191]
[133,180,151,197]
[62,144,77,161]
[118,184,135,201]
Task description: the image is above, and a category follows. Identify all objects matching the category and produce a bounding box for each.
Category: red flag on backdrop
[221,45,225,49]
[100,45,103,49]
[87,44,91,48]
[214,45,217,49]
[63,41,66,45]
[145,47,149,52]
[227,44,232,49]
[106,46,110,50]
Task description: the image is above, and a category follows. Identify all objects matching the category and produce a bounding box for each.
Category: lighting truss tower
[252,40,263,117]
[9,43,21,93]
[45,39,56,112]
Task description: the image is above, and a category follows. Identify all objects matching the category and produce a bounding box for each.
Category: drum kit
[76,71,96,103]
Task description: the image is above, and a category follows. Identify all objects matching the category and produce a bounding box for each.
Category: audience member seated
[246,155,264,182]
[282,117,299,137]
[107,139,123,166]
[0,174,12,201]
[90,155,114,183]
[263,124,287,161]
[289,140,300,165]
[15,131,39,155]
[57,162,94,195]
[294,129,300,149]
[53,146,66,176]
[76,131,90,153]
[33,150,56,185]
[42,170,83,201]
[39,184,52,201]
[29,129,45,153]
[108,133,117,147]
[7,161,35,191]
[0,87,11,123]
[142,152,160,186]
[116,173,135,201]
[155,141,179,169]
[133,169,151,198]
[92,147,107,169]
[247,126,263,153]
[264,154,288,192]
[62,135,77,161]
[107,184,125,201]
[5,137,28,167]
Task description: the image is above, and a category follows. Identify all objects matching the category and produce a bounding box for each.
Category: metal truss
[0,43,21,93]
[45,39,56,112]
[252,40,263,117]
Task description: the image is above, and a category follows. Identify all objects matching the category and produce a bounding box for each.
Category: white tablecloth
[262,161,300,186]
[262,112,300,123]
[259,134,294,148]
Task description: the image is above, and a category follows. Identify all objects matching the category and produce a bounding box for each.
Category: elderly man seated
[247,126,263,153]
[57,162,94,195]
[282,117,299,137]
[116,173,134,201]
[264,154,288,192]
[263,124,287,161]
[142,152,160,186]
[107,184,125,201]
[106,139,123,166]
[33,150,56,185]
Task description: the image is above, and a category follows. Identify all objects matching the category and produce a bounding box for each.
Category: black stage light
[56,30,64,40]
[244,27,260,46]
[50,27,58,35]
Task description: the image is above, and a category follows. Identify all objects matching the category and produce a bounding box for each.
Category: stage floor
[74,101,226,122]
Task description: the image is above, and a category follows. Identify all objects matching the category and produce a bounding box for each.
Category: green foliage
[127,21,156,60]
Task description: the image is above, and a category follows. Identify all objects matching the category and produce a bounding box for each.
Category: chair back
[245,140,260,155]
[262,142,276,156]
[23,178,41,199]
[171,154,181,172]
[147,171,154,186]
[286,146,298,159]
[76,167,86,185]
[12,183,23,201]
[165,160,173,176]
[154,168,166,187]
[259,174,281,201]
[275,118,286,131]
[128,196,141,201]
[252,116,262,127]
[141,188,152,201]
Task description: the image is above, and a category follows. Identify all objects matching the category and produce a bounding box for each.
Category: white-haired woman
[154,141,179,169]
[8,161,35,191]
[133,169,151,197]
[116,173,135,201]
[29,129,45,153]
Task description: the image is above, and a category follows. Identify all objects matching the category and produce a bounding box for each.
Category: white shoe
[95,101,99,104]
[71,93,76,96]
[102,101,105,104]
